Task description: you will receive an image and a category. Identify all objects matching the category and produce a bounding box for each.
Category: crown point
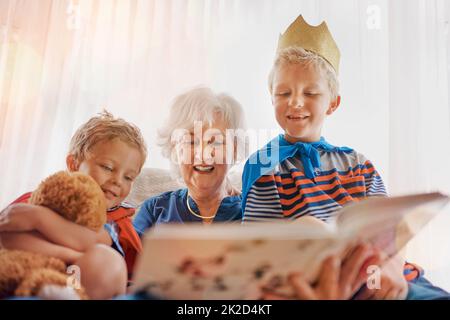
[276,14,340,74]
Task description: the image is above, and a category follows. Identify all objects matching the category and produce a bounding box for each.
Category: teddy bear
[0,170,107,299]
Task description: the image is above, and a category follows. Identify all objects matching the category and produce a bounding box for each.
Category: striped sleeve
[362,160,387,197]
[243,174,284,223]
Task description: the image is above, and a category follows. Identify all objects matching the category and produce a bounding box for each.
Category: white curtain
[1,0,450,288]
[388,0,450,291]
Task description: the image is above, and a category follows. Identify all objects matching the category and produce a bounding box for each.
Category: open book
[131,192,449,299]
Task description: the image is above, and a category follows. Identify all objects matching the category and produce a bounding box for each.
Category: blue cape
[241,134,353,212]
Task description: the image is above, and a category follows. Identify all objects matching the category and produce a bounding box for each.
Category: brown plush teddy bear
[0,171,107,299]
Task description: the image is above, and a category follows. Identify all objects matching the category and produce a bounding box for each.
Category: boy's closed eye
[100,164,113,171]
[100,163,136,182]
[304,91,321,96]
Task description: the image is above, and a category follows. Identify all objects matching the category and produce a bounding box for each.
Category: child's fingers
[339,244,374,296]
[316,256,341,299]
[354,286,377,300]
[288,273,317,300]
[384,253,406,275]
[369,285,389,300]
[383,287,400,300]
[370,277,389,300]
[0,204,35,232]
[353,274,384,300]
[396,287,409,300]
[362,277,390,300]
[261,292,292,300]
[351,252,383,293]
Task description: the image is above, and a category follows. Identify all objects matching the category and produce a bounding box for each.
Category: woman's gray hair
[158,87,247,178]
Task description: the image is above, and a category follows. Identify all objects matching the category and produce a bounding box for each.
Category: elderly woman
[133,87,246,235]
[131,87,378,301]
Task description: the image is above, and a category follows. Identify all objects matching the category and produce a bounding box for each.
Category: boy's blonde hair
[69,110,147,167]
[268,46,339,100]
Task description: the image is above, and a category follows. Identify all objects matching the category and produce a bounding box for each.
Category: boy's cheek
[106,198,121,210]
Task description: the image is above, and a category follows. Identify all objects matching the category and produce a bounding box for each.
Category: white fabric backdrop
[1,0,450,290]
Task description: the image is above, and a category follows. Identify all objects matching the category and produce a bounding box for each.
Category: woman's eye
[276,92,289,96]
[178,136,193,145]
[101,165,113,171]
[125,176,134,182]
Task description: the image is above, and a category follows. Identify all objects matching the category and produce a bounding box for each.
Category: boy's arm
[0,203,112,251]
[242,175,285,223]
[0,231,83,264]
[362,160,388,197]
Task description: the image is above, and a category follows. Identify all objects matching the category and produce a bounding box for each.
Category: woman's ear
[326,95,341,115]
[66,154,80,172]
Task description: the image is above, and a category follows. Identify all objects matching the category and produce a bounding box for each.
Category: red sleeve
[107,206,143,279]
[117,216,143,279]
[9,192,33,205]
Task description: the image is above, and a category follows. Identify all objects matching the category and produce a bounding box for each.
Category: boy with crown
[241,15,449,300]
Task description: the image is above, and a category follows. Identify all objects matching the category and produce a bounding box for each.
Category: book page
[132,193,449,299]
[131,220,347,299]
[336,192,450,257]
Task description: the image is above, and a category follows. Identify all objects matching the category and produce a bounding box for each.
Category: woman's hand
[354,253,408,300]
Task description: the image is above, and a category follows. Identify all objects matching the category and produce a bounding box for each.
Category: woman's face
[174,116,233,196]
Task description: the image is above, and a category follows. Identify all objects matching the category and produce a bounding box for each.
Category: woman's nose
[203,145,215,164]
[193,144,203,163]
[193,143,215,164]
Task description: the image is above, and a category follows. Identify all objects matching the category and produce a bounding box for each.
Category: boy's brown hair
[68,110,147,167]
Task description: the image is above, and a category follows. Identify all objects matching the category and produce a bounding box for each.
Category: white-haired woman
[133,87,246,234]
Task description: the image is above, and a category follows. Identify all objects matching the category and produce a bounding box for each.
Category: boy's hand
[0,204,39,232]
[261,244,378,300]
[354,253,408,300]
[97,228,113,246]
[1,203,111,252]
[293,244,378,300]
[1,231,83,264]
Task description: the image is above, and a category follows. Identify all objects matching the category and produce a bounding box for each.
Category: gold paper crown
[277,15,341,74]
